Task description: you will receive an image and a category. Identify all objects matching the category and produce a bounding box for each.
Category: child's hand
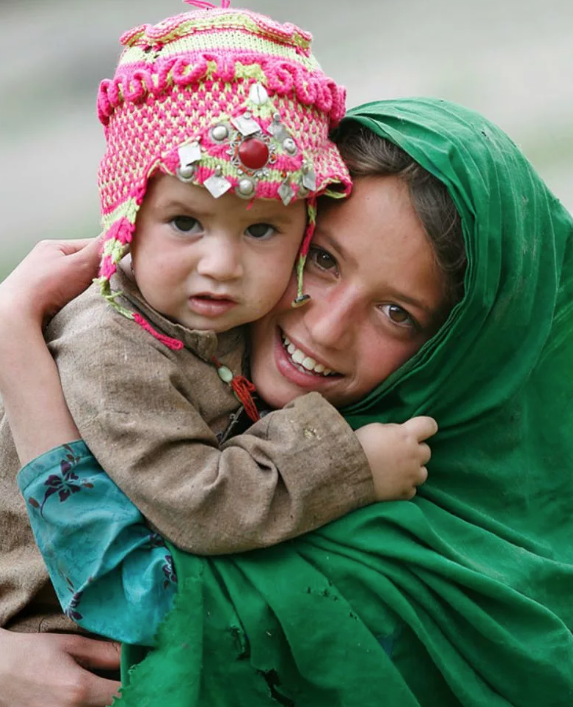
[0,238,101,327]
[355,416,438,501]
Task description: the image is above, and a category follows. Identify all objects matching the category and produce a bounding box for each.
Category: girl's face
[130,174,306,333]
[250,176,449,409]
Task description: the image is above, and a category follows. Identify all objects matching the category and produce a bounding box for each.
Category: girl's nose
[196,238,243,282]
[303,288,357,350]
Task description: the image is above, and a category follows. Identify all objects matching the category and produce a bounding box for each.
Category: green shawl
[117,99,573,706]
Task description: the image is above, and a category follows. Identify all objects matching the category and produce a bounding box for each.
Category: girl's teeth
[292,349,305,364]
[302,356,317,370]
[281,333,336,377]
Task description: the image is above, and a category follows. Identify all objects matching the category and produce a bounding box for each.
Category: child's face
[130,174,307,333]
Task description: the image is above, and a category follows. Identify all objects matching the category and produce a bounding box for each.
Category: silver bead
[236,177,256,198]
[283,137,297,155]
[211,124,229,142]
[176,164,196,183]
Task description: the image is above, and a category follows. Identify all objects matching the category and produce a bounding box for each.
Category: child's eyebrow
[157,197,204,213]
[252,212,300,225]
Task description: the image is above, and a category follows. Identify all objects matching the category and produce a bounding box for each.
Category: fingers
[64,635,121,672]
[63,636,121,707]
[419,441,431,466]
[402,415,438,442]
[84,675,121,707]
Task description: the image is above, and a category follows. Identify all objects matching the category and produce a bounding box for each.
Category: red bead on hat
[239,137,269,170]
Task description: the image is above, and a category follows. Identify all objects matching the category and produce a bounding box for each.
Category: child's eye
[245,223,276,240]
[171,216,201,234]
[379,304,417,329]
[309,246,338,272]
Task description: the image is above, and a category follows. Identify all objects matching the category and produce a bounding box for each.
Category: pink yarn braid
[184,0,231,9]
[133,313,184,350]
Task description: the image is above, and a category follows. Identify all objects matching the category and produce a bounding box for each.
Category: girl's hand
[0,629,120,707]
[0,238,101,327]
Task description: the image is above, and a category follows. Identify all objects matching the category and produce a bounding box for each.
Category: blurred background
[1,0,572,280]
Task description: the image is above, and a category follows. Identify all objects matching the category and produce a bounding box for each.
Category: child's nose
[196,240,243,282]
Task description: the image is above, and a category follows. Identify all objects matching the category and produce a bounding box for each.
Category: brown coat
[0,269,374,632]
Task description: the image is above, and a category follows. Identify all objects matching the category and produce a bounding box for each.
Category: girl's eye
[246,223,276,240]
[171,216,201,235]
[309,246,338,272]
[380,304,416,328]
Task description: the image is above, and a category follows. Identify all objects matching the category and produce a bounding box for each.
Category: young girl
[0,2,435,637]
[5,96,573,707]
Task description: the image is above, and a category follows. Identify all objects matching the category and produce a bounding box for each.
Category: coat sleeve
[17,440,176,646]
[48,296,375,555]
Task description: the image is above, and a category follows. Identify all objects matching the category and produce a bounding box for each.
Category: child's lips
[188,293,238,317]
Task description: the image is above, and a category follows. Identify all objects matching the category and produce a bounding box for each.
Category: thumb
[402,416,438,441]
[56,237,102,257]
[66,238,103,280]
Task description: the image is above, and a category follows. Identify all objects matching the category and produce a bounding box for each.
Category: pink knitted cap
[96,1,351,305]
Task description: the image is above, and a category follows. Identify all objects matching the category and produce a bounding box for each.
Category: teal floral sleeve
[18,440,177,646]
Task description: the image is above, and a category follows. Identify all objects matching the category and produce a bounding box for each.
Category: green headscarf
[116,99,573,706]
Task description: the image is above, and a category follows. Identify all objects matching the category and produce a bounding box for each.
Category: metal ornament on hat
[174,79,318,308]
[176,142,202,182]
[175,80,312,208]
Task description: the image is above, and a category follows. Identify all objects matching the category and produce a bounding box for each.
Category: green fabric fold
[117,98,573,706]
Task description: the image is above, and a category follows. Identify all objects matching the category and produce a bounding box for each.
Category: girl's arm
[1,241,174,645]
[0,239,99,463]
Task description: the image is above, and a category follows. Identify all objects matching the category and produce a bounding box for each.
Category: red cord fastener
[212,356,260,422]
